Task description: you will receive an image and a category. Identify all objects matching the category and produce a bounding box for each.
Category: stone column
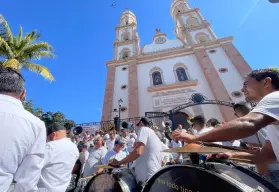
[128,61,139,118]
[221,43,252,78]
[195,48,235,121]
[101,66,116,121]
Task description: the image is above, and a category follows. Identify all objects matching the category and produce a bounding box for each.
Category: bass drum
[142,164,278,192]
[84,168,138,192]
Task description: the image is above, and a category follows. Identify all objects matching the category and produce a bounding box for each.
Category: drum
[84,168,138,192]
[142,163,278,192]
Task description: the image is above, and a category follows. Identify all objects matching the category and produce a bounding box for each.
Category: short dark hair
[207,118,220,127]
[139,117,150,127]
[246,68,279,90]
[0,66,25,95]
[193,115,206,125]
[233,102,252,113]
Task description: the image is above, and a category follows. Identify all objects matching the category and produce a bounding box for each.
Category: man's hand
[109,159,122,167]
[206,152,233,160]
[172,129,196,143]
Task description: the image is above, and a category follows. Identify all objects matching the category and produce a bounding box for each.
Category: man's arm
[119,142,145,165]
[14,123,46,192]
[218,140,276,164]
[192,113,275,143]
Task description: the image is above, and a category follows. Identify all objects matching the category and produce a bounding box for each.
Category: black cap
[137,117,150,127]
[47,122,66,136]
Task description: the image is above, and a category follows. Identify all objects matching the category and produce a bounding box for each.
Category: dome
[121,9,136,17]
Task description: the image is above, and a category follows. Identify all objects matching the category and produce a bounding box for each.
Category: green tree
[0,15,55,81]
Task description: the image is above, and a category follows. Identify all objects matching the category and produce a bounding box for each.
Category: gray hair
[0,66,25,96]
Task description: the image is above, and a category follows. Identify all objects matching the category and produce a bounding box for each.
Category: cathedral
[101,0,252,128]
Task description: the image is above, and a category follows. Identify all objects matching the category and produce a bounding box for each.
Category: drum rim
[83,170,134,192]
[142,164,250,192]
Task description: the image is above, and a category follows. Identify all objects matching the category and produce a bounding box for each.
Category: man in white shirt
[169,139,183,163]
[37,123,79,192]
[106,132,116,151]
[110,118,162,188]
[172,68,279,186]
[0,67,46,192]
[83,136,107,177]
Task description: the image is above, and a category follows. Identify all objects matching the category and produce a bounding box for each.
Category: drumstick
[81,175,94,180]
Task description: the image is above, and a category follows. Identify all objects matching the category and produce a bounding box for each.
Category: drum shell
[142,164,278,192]
[84,168,137,192]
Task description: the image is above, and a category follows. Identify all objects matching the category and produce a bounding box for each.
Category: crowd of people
[1,65,279,192]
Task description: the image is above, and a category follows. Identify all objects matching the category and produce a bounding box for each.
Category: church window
[196,33,210,43]
[121,85,127,90]
[120,107,127,112]
[219,68,228,73]
[152,71,163,85]
[121,32,130,41]
[209,49,216,54]
[173,63,190,83]
[187,17,199,26]
[120,48,131,60]
[231,91,243,98]
[176,67,188,81]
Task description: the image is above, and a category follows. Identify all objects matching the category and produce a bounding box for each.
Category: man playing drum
[110,117,162,189]
[172,68,279,187]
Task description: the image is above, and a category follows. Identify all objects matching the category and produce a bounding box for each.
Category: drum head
[143,165,246,192]
[84,173,122,192]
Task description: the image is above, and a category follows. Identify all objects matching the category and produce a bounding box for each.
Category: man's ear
[264,77,272,88]
[19,89,26,100]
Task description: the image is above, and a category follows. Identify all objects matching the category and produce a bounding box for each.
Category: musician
[110,117,162,188]
[83,135,107,177]
[0,67,46,192]
[38,122,79,191]
[94,139,127,176]
[106,131,116,151]
[172,69,279,186]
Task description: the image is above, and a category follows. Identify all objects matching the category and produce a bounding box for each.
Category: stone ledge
[147,80,198,92]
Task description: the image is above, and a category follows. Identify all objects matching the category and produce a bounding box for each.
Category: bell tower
[171,0,217,45]
[113,9,140,61]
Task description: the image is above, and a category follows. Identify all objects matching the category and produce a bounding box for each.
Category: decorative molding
[106,36,234,66]
[147,80,198,92]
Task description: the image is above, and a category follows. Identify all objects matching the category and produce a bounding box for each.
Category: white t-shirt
[133,127,162,182]
[79,151,89,164]
[127,137,135,152]
[38,138,79,192]
[106,139,115,151]
[0,95,46,192]
[170,140,183,160]
[241,128,267,146]
[102,150,127,165]
[83,147,107,177]
[251,91,279,161]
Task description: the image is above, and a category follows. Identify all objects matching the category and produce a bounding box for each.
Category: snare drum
[142,163,278,192]
[84,168,138,192]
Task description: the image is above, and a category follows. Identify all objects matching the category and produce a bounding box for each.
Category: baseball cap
[46,122,66,136]
[81,144,87,149]
[115,138,127,145]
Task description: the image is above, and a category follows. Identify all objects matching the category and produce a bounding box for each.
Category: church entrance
[173,112,190,130]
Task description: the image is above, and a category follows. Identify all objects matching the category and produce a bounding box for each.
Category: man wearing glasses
[83,136,107,177]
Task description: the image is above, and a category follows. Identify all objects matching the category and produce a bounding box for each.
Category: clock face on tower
[155,37,166,44]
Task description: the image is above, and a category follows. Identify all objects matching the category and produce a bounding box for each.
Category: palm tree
[0,14,55,81]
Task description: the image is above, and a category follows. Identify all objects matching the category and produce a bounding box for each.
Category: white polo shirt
[0,94,46,192]
[38,138,79,192]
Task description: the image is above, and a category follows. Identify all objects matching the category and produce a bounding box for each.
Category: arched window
[195,33,210,43]
[173,63,190,82]
[152,71,163,85]
[176,67,188,81]
[121,32,130,41]
[119,48,131,60]
[187,17,199,26]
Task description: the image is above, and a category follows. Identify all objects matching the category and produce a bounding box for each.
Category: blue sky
[1,0,279,124]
